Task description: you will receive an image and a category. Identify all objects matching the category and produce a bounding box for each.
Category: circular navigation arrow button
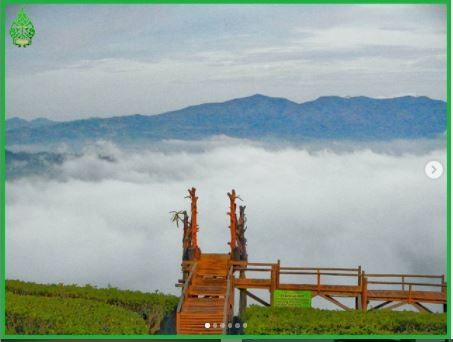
[425,160,443,179]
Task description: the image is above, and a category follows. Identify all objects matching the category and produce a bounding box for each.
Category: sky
[6,5,447,120]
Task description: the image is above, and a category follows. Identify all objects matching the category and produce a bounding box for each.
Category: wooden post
[188,187,200,259]
[276,259,281,288]
[316,269,321,292]
[270,264,277,306]
[361,272,368,312]
[228,190,238,258]
[238,204,248,314]
[238,205,247,260]
[355,266,361,310]
[407,284,412,304]
[182,211,189,261]
[239,268,247,315]
[441,276,447,313]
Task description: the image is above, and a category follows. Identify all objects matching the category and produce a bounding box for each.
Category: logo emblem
[10,8,35,47]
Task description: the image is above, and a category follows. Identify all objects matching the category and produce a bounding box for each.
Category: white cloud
[6,139,446,303]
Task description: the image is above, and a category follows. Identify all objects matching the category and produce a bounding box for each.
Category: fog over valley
[6,138,446,298]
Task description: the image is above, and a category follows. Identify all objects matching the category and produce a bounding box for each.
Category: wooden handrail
[281,266,360,271]
[365,273,444,279]
[243,262,276,266]
[223,266,234,333]
[234,262,360,271]
[235,267,272,272]
[235,269,359,277]
[280,271,359,277]
[177,263,197,313]
[368,280,447,288]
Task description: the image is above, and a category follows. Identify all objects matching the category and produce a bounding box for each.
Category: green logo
[273,290,312,308]
[10,8,35,47]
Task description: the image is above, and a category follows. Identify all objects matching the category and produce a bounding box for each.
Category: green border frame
[0,0,450,339]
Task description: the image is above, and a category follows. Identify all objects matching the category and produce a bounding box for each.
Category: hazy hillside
[6,150,66,179]
[7,117,57,131]
[6,95,446,145]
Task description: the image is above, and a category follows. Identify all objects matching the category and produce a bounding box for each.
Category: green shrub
[241,305,446,335]
[6,279,179,334]
[6,293,148,334]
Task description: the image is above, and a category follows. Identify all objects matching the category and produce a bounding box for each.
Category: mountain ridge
[7,94,446,145]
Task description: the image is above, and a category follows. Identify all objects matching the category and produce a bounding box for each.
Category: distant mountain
[6,95,446,145]
[7,117,57,131]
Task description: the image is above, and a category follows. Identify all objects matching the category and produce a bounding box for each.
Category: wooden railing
[233,262,361,286]
[176,262,197,332]
[365,273,445,289]
[223,265,234,333]
[364,273,446,299]
[231,261,446,311]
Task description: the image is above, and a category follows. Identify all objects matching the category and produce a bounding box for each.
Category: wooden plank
[365,273,444,279]
[234,278,272,289]
[278,283,361,294]
[240,289,271,307]
[319,294,351,311]
[367,290,446,303]
[369,301,392,311]
[412,302,433,313]
[280,266,359,271]
[280,271,359,277]
[383,301,407,311]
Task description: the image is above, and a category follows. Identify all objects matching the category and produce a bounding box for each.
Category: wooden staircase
[176,253,234,334]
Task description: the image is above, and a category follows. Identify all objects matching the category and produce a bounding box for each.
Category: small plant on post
[169,210,189,260]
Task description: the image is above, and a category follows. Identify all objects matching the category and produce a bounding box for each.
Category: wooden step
[199,253,230,259]
[179,314,225,324]
[182,300,224,312]
[196,269,228,277]
[182,306,224,313]
[179,328,223,335]
[185,297,225,305]
[189,289,226,297]
[192,278,227,286]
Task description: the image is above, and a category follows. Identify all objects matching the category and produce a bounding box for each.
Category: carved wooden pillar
[228,190,238,259]
[238,205,247,261]
[182,211,190,261]
[237,204,248,313]
[188,187,201,259]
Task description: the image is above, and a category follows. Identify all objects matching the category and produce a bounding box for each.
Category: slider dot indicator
[204,323,210,329]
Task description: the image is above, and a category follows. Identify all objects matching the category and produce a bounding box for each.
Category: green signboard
[273,290,312,308]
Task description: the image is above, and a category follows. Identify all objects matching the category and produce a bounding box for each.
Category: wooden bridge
[174,188,447,335]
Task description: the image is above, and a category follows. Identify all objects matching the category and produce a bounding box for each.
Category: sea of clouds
[6,138,446,304]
